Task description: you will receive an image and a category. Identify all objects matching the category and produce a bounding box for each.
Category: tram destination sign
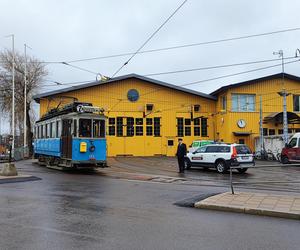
[77,105,104,113]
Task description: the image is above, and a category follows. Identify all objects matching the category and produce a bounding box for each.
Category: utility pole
[11,35,15,156]
[24,44,28,154]
[274,50,290,144]
[259,95,264,153]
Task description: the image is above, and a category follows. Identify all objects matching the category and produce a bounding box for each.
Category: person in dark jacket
[176,138,187,173]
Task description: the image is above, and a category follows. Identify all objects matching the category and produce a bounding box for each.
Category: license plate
[241,156,249,159]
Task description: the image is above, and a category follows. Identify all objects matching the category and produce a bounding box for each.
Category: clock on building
[237,119,246,128]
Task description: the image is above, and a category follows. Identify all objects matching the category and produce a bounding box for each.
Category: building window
[201,118,208,137]
[232,94,255,112]
[154,117,161,136]
[146,126,153,136]
[194,118,200,136]
[288,128,293,134]
[185,119,191,136]
[117,117,123,136]
[135,118,143,136]
[177,118,184,137]
[146,118,153,136]
[168,140,174,146]
[278,129,283,135]
[263,128,268,136]
[293,95,300,112]
[194,105,200,112]
[146,104,154,112]
[295,128,300,133]
[108,118,115,136]
[269,129,275,136]
[126,118,134,137]
[221,96,227,110]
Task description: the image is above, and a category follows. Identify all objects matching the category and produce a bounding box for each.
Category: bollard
[230,167,234,195]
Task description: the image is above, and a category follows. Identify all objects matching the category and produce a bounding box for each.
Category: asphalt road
[108,157,300,193]
[0,160,299,250]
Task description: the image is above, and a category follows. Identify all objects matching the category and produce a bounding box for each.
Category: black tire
[237,168,248,173]
[215,160,227,174]
[184,158,192,170]
[281,155,289,164]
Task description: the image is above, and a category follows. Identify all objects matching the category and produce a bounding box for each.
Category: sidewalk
[195,192,300,220]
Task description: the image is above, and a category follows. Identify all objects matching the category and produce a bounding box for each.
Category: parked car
[184,144,254,173]
[187,139,215,153]
[281,133,300,164]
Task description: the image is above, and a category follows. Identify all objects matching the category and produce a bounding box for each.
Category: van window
[288,138,297,148]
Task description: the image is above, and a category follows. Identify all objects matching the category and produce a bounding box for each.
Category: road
[108,157,300,193]
[0,160,299,250]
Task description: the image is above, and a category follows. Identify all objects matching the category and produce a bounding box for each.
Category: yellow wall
[39,78,216,156]
[215,78,300,150]
[38,76,300,155]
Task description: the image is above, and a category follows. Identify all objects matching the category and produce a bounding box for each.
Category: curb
[194,202,300,220]
[0,176,41,184]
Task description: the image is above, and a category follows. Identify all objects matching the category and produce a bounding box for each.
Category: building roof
[33,73,216,103]
[210,73,300,96]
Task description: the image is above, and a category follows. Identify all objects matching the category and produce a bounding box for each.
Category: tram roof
[33,73,217,103]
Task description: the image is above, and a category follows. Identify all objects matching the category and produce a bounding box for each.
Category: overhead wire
[110,0,188,78]
[62,27,300,64]
[39,56,299,89]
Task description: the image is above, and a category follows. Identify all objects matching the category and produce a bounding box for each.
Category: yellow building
[211,73,300,149]
[34,73,300,155]
[34,74,216,156]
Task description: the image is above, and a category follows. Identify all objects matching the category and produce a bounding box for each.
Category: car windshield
[235,145,251,154]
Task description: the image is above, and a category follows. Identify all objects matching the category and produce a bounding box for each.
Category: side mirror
[285,143,289,148]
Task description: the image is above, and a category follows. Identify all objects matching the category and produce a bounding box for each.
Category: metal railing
[229,163,300,194]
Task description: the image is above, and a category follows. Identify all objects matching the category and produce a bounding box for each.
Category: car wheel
[281,155,289,164]
[237,168,248,173]
[215,160,227,174]
[184,158,192,170]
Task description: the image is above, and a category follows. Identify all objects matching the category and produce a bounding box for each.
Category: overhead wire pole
[23,44,31,155]
[259,95,264,154]
[9,35,15,156]
[274,50,290,144]
[111,0,188,78]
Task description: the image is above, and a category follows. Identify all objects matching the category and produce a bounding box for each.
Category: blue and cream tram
[34,102,107,169]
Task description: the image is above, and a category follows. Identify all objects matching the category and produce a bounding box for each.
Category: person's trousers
[177,157,185,172]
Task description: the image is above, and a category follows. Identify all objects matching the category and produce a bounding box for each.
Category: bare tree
[0,49,48,156]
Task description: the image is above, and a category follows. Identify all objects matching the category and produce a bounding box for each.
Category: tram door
[61,119,73,159]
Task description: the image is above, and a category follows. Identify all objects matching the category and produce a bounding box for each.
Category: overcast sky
[1,0,300,132]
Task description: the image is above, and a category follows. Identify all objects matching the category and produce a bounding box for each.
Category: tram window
[56,120,61,137]
[46,123,51,138]
[79,119,92,137]
[51,122,55,138]
[73,119,77,137]
[41,125,44,138]
[93,120,105,138]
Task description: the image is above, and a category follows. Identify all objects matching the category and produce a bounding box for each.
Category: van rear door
[286,137,298,161]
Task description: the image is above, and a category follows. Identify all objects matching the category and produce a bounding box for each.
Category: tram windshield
[79,119,92,137]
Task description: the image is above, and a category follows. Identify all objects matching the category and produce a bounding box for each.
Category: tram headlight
[90,145,96,152]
